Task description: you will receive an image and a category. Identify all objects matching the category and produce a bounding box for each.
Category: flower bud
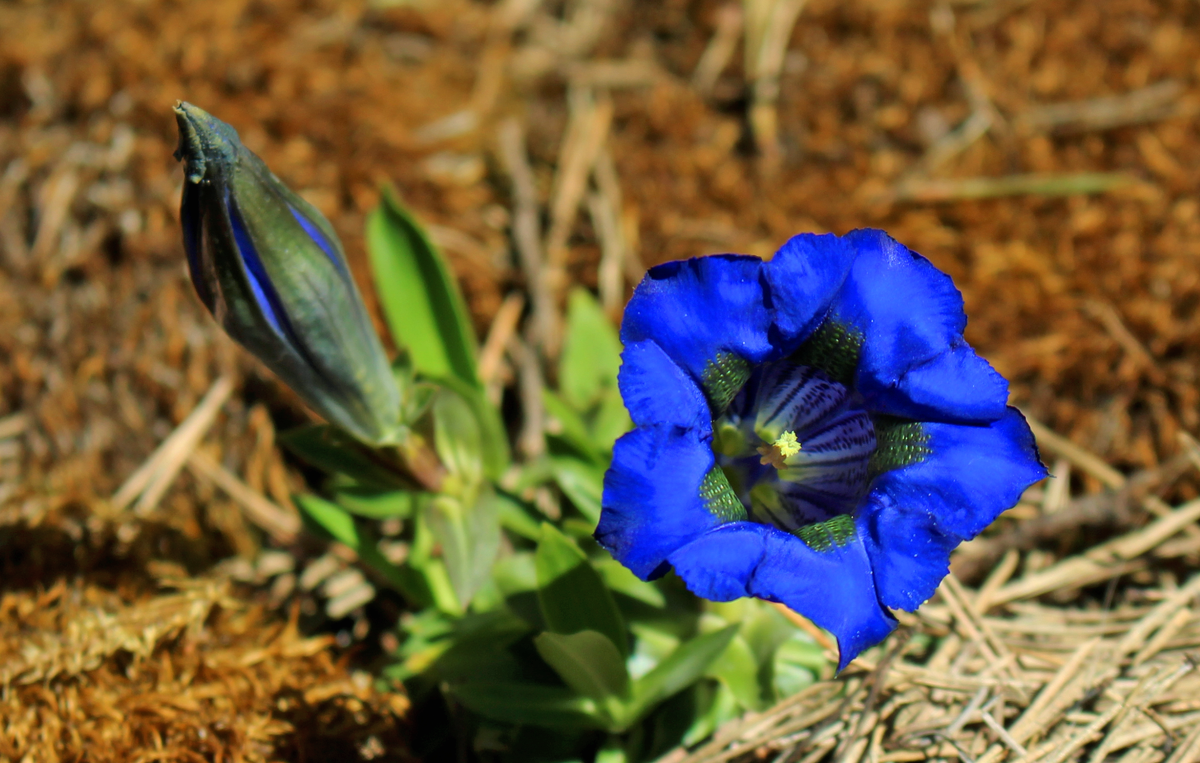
[173,101,402,444]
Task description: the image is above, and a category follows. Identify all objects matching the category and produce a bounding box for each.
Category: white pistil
[757,430,801,469]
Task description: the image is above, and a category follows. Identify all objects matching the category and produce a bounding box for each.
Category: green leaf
[280,425,417,490]
[294,493,433,607]
[492,552,538,597]
[595,557,666,608]
[420,610,532,684]
[432,386,483,488]
[437,373,510,481]
[421,558,462,615]
[367,186,479,388]
[493,490,542,541]
[534,630,630,705]
[330,484,415,519]
[448,682,604,729]
[591,385,633,454]
[772,636,824,698]
[595,740,628,763]
[681,682,740,748]
[630,624,739,719]
[535,524,627,657]
[423,490,500,608]
[559,288,622,411]
[707,634,764,711]
[549,454,605,524]
[544,390,600,461]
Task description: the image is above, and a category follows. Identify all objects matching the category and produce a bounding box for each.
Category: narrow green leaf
[280,425,417,490]
[630,624,739,719]
[535,524,628,657]
[549,454,605,524]
[421,610,532,684]
[595,557,666,608]
[492,552,538,597]
[432,386,483,487]
[591,385,633,454]
[330,484,416,519]
[448,681,604,729]
[437,373,510,480]
[366,186,479,388]
[681,682,740,748]
[421,558,462,615]
[772,636,824,698]
[494,489,542,541]
[423,490,501,608]
[559,288,622,410]
[707,634,764,711]
[543,390,599,461]
[534,630,630,704]
[595,741,628,763]
[404,509,464,613]
[294,493,433,607]
[295,492,357,546]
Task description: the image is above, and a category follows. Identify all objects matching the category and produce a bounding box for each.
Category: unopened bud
[173,101,402,444]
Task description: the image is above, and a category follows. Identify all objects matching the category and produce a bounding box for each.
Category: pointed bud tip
[172,101,240,184]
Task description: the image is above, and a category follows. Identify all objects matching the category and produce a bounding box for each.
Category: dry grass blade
[591,148,629,312]
[0,412,29,441]
[743,0,809,169]
[1024,417,1124,489]
[186,449,301,545]
[479,292,526,400]
[953,450,1197,581]
[1015,81,1188,134]
[693,4,744,96]
[544,87,614,323]
[497,118,557,354]
[894,172,1140,203]
[110,375,235,515]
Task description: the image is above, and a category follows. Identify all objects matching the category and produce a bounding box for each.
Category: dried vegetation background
[2,0,1200,760]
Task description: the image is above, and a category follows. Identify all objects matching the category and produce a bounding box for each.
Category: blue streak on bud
[173,101,403,445]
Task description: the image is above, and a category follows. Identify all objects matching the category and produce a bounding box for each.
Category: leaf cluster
[279,189,831,762]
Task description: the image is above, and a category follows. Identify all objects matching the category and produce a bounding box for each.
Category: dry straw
[659,424,1200,763]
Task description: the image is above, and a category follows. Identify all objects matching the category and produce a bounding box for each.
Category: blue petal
[667,523,897,671]
[830,229,1009,424]
[596,425,721,580]
[621,255,773,389]
[763,233,856,350]
[856,494,959,611]
[862,407,1046,610]
[618,340,712,432]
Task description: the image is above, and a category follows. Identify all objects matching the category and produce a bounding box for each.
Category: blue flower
[596,230,1046,670]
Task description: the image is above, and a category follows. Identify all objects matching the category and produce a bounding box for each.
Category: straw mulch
[0,567,413,762]
[665,427,1200,763]
[674,575,1200,763]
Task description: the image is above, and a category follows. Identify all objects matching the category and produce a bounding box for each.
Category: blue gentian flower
[595,230,1046,670]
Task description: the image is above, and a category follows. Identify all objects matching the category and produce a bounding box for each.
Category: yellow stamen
[757,431,801,469]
